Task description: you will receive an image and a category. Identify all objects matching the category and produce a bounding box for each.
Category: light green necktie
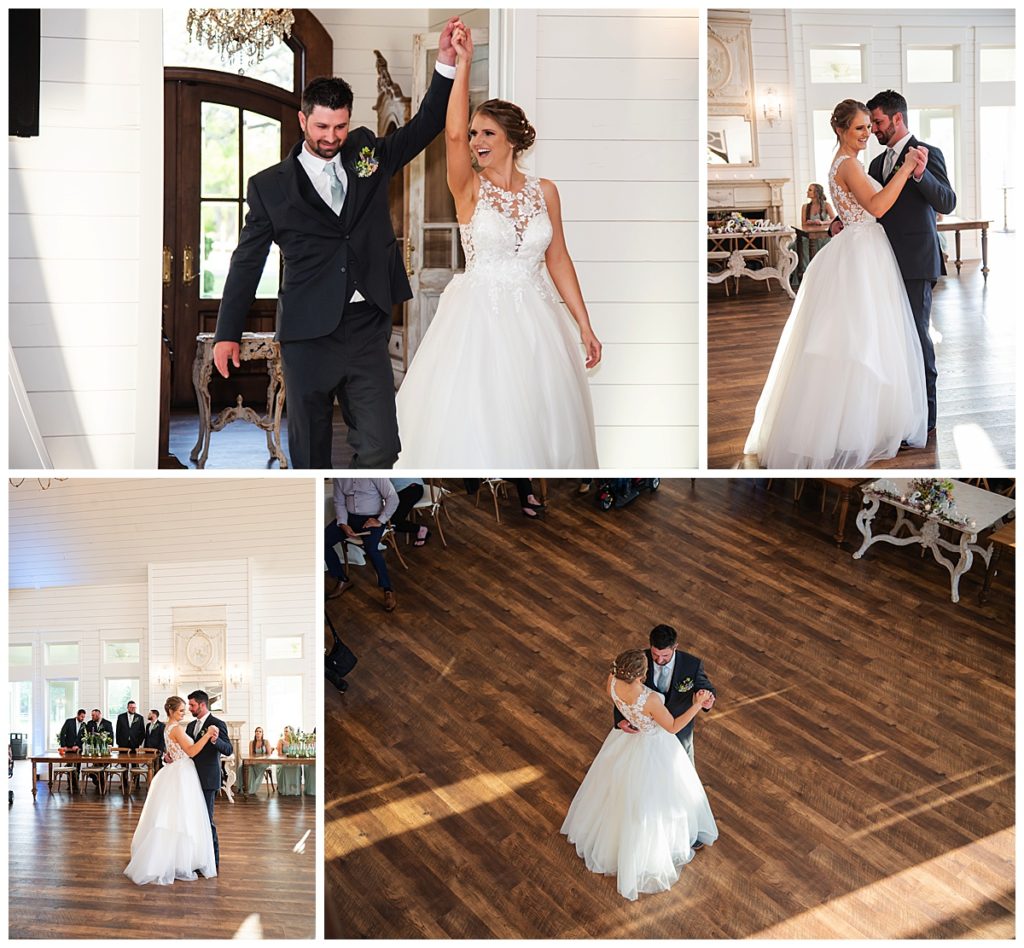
[883,147,896,181]
[324,161,345,214]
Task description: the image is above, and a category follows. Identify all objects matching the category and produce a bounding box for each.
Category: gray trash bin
[9,734,27,760]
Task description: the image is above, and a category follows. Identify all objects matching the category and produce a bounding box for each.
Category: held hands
[206,725,219,744]
[437,16,466,67]
[213,341,241,378]
[902,146,927,179]
[692,689,714,709]
[452,24,473,62]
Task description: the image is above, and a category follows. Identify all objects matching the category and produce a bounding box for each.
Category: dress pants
[202,786,220,867]
[393,482,425,534]
[324,515,391,590]
[280,301,399,469]
[904,278,937,430]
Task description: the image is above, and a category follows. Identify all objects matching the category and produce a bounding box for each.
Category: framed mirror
[708,13,758,167]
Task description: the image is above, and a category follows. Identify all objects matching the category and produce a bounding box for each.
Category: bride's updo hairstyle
[610,649,648,683]
[472,99,537,157]
[830,98,868,142]
[165,695,185,716]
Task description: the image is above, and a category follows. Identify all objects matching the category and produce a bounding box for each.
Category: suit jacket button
[341,267,346,273]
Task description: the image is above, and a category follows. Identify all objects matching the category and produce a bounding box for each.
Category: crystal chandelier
[186,9,295,67]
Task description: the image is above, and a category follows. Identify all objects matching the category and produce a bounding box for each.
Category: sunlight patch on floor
[952,423,1006,469]
[232,914,263,939]
[326,766,543,859]
[754,827,1014,938]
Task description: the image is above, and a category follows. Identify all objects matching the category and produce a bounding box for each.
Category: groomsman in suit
[866,89,956,434]
[186,691,234,870]
[213,18,465,469]
[85,708,114,740]
[115,700,146,750]
[614,624,717,768]
[144,709,165,753]
[59,709,87,751]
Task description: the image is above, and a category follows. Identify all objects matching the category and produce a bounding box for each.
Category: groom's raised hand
[437,16,464,67]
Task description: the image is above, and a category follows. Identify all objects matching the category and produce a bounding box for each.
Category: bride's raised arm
[838,147,919,219]
[445,25,476,221]
[645,690,709,735]
[170,724,214,759]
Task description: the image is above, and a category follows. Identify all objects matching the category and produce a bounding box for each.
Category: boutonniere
[675,677,695,693]
[355,146,379,178]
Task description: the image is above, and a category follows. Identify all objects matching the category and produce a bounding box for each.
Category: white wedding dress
[744,153,927,468]
[394,176,599,468]
[560,682,718,901]
[124,727,217,885]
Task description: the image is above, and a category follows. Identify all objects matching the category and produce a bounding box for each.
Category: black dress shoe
[693,841,705,851]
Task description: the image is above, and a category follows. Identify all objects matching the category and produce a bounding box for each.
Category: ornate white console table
[853,479,1015,603]
[707,229,798,299]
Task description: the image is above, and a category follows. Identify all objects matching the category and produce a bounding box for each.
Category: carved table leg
[948,531,976,604]
[191,346,215,468]
[267,351,288,469]
[778,234,798,300]
[834,489,851,546]
[852,497,879,559]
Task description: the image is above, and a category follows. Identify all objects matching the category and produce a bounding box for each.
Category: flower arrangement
[866,478,974,528]
[355,146,379,178]
[83,730,112,755]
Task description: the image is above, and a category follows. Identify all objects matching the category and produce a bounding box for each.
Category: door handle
[162,247,174,285]
[182,244,198,285]
[405,239,415,277]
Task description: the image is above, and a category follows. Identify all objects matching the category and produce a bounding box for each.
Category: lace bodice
[828,154,880,225]
[164,727,189,763]
[460,175,553,285]
[611,682,661,735]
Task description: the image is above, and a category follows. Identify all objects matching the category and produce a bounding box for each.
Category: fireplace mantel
[709,178,789,223]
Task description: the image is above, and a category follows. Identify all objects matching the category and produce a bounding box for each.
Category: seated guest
[511,479,544,518]
[115,700,146,750]
[59,709,87,751]
[326,479,399,611]
[276,726,302,796]
[247,727,273,794]
[390,478,431,546]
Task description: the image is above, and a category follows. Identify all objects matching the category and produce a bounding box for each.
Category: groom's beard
[304,133,341,160]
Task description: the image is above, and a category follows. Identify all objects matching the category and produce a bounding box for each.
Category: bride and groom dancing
[561,626,719,901]
[213,18,599,470]
[124,691,233,886]
[745,89,956,469]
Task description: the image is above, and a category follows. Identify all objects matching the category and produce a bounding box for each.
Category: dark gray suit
[215,69,454,469]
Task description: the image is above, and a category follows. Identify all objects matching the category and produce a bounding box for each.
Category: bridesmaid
[276,726,301,796]
[246,727,272,795]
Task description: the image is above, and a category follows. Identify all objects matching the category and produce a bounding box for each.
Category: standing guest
[326,478,399,611]
[116,700,146,750]
[390,478,431,546]
[276,726,302,796]
[59,709,87,751]
[144,710,165,753]
[247,727,273,795]
[86,708,114,741]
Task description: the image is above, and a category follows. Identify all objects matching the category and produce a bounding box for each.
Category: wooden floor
[169,408,354,469]
[708,233,1016,469]
[9,767,316,939]
[326,479,1014,939]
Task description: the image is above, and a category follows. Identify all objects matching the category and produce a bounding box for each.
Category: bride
[124,696,218,885]
[394,25,600,468]
[744,98,928,469]
[561,650,718,901]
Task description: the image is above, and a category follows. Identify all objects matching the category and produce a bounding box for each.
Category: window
[105,679,140,725]
[45,642,78,665]
[980,47,1015,82]
[907,47,956,83]
[979,106,1015,225]
[9,682,32,751]
[265,675,304,748]
[908,108,957,198]
[266,636,303,660]
[809,46,863,83]
[9,644,32,666]
[104,641,141,663]
[162,9,296,92]
[47,680,78,750]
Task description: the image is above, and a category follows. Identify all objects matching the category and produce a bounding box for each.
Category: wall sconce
[229,665,244,687]
[762,88,783,126]
[157,668,173,688]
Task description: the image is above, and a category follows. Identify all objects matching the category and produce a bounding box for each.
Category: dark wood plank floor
[9,768,316,939]
[708,233,1016,469]
[325,479,1015,939]
[169,408,354,469]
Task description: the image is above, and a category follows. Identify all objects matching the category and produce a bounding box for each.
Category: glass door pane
[9,682,32,752]
[105,679,140,726]
[266,674,304,747]
[47,680,78,751]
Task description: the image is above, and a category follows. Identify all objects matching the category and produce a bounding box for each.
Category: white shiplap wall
[516,9,700,468]
[9,478,317,754]
[8,9,163,469]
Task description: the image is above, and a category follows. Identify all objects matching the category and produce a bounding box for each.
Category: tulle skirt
[561,728,718,901]
[395,272,599,469]
[124,757,217,885]
[744,221,927,468]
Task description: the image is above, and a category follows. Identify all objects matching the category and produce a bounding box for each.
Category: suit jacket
[215,68,454,346]
[59,717,86,749]
[613,648,716,743]
[86,718,114,740]
[868,135,957,282]
[187,714,234,792]
[144,720,165,753]
[116,711,146,750]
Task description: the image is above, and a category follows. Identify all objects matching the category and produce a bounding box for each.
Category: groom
[186,690,233,871]
[866,89,956,434]
[615,624,717,768]
[213,18,466,469]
